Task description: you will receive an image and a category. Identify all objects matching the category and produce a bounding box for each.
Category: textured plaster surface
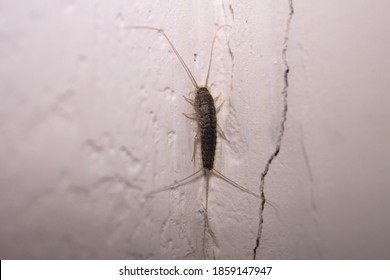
[1,0,390,259]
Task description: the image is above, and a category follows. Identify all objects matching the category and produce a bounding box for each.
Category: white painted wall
[1,0,389,259]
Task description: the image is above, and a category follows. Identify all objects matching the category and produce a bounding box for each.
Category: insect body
[196,87,217,170]
[122,24,261,258]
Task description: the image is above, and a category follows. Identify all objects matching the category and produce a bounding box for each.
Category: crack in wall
[253,0,294,260]
[221,0,234,23]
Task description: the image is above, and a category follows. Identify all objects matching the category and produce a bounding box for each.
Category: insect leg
[148,169,203,195]
[213,97,229,141]
[216,100,225,113]
[213,92,221,103]
[183,95,195,106]
[212,169,261,199]
[182,112,197,120]
[182,110,200,163]
[192,130,200,162]
[217,123,229,142]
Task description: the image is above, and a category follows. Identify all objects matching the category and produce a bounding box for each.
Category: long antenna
[205,25,232,87]
[121,25,198,88]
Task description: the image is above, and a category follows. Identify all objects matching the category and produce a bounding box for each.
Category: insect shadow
[121,24,262,258]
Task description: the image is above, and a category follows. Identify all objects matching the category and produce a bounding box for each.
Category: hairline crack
[253,0,294,260]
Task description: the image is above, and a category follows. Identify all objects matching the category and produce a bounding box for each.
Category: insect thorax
[194,87,216,117]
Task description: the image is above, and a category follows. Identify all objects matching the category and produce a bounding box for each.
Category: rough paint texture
[1,0,390,260]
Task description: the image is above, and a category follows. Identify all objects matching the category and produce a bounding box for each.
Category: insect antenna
[205,25,232,87]
[121,25,198,88]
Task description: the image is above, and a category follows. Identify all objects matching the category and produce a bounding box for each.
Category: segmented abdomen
[195,88,217,170]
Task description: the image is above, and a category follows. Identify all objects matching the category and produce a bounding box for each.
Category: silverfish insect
[122,25,262,258]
